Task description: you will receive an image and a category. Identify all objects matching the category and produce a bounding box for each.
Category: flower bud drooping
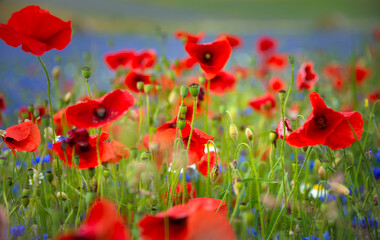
[318,166,326,180]
[229,123,238,141]
[81,67,91,79]
[245,128,253,141]
[269,131,278,146]
[189,83,200,97]
[233,178,243,195]
[52,65,60,79]
[210,164,220,182]
[137,81,145,92]
[144,84,153,94]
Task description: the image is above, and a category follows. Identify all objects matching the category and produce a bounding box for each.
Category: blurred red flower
[286,91,364,150]
[66,89,134,129]
[171,57,197,77]
[0,93,6,127]
[131,49,156,70]
[296,62,319,91]
[256,36,278,55]
[185,39,232,79]
[0,5,71,56]
[217,33,243,49]
[268,76,286,92]
[265,53,288,71]
[19,105,48,124]
[124,71,151,93]
[174,30,205,44]
[355,64,371,85]
[248,93,276,117]
[104,49,135,71]
[197,151,219,176]
[139,198,234,240]
[369,88,380,102]
[56,199,130,240]
[53,107,73,135]
[204,71,237,95]
[2,121,41,157]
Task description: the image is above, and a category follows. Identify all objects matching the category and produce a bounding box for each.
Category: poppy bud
[44,127,54,142]
[180,86,189,99]
[28,105,34,114]
[180,104,187,115]
[278,90,286,104]
[56,192,68,201]
[46,170,54,183]
[27,168,35,177]
[210,164,220,182]
[245,128,254,141]
[64,92,72,104]
[53,159,63,178]
[239,203,247,212]
[6,177,12,186]
[330,182,350,196]
[140,152,151,161]
[318,166,326,180]
[177,118,186,130]
[81,67,91,79]
[269,131,278,144]
[199,76,205,85]
[155,84,162,92]
[52,65,60,79]
[135,82,144,92]
[144,84,153,94]
[288,55,294,64]
[233,178,243,195]
[229,123,238,141]
[22,187,31,197]
[88,168,96,178]
[21,196,29,207]
[189,83,200,97]
[103,169,111,179]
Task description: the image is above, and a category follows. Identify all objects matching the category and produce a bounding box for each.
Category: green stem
[86,78,93,99]
[186,97,198,152]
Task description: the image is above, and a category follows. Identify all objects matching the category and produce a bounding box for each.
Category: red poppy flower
[232,65,250,79]
[2,121,41,157]
[53,107,73,135]
[104,49,135,71]
[131,49,156,70]
[124,71,151,93]
[204,71,237,95]
[56,199,130,240]
[52,128,113,169]
[276,117,293,140]
[174,30,205,44]
[296,62,319,91]
[197,151,219,176]
[139,198,234,240]
[268,76,286,92]
[105,140,130,164]
[256,36,278,55]
[0,5,71,56]
[248,93,276,117]
[286,91,364,150]
[171,57,197,76]
[323,63,343,79]
[66,89,134,129]
[217,33,243,49]
[19,105,48,124]
[0,93,6,112]
[355,64,371,85]
[369,88,380,102]
[173,182,197,205]
[265,53,288,71]
[185,39,232,79]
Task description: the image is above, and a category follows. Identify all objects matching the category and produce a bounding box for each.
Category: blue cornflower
[375,151,380,162]
[31,233,48,240]
[303,230,331,240]
[32,155,51,166]
[352,215,379,228]
[248,227,257,236]
[9,224,25,238]
[179,165,199,182]
[373,167,380,180]
[47,136,66,149]
[15,160,27,169]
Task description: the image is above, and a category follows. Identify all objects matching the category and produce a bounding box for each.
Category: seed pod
[88,168,96,178]
[180,86,189,99]
[278,90,286,104]
[189,83,200,97]
[144,84,153,94]
[46,170,54,183]
[21,196,29,207]
[22,187,31,197]
[269,131,278,144]
[81,67,91,79]
[103,169,111,179]
[177,118,186,130]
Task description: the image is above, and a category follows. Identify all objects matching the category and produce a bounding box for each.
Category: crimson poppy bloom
[0,5,71,56]
[66,89,134,129]
[369,88,380,102]
[174,30,205,44]
[171,57,197,77]
[204,71,237,95]
[124,71,151,93]
[268,76,286,92]
[131,49,156,70]
[53,107,73,135]
[296,62,319,91]
[265,53,288,71]
[355,64,371,85]
[276,117,293,140]
[139,198,234,240]
[104,49,135,71]
[2,121,41,157]
[217,33,243,49]
[56,199,130,240]
[197,151,219,176]
[256,36,278,55]
[286,91,364,150]
[248,93,276,117]
[185,39,232,79]
[19,105,48,124]
[52,128,113,169]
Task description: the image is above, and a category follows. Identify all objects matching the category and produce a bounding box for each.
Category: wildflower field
[0,3,380,240]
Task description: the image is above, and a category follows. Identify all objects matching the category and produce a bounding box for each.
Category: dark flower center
[304,66,315,81]
[94,107,107,119]
[315,115,327,129]
[66,128,91,152]
[203,52,212,62]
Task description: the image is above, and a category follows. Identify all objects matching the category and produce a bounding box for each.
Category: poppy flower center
[315,115,327,129]
[304,66,315,81]
[94,107,107,119]
[204,52,212,62]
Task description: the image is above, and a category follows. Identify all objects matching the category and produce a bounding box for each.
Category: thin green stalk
[205,79,210,132]
[186,96,198,152]
[86,78,93,99]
